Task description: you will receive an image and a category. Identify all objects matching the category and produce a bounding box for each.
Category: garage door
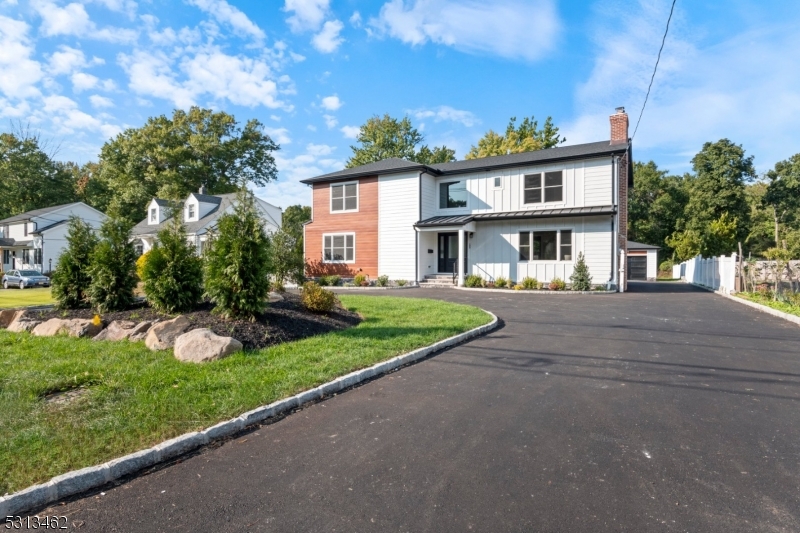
[628,256,647,280]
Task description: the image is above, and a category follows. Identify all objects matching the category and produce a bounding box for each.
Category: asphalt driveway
[39,282,800,532]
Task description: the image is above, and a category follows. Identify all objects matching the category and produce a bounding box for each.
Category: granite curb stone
[4,310,498,516]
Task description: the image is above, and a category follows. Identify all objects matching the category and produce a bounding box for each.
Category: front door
[438,232,459,274]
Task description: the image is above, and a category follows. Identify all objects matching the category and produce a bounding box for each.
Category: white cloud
[284,0,329,33]
[320,94,342,111]
[563,1,800,172]
[32,0,138,43]
[306,143,334,156]
[370,0,560,61]
[41,94,119,137]
[89,94,114,108]
[311,19,344,53]
[257,143,342,208]
[48,45,86,75]
[263,127,291,145]
[0,16,43,99]
[118,46,293,110]
[187,0,266,42]
[349,11,361,27]
[87,0,138,17]
[340,125,360,139]
[71,72,99,91]
[323,114,337,128]
[411,105,479,127]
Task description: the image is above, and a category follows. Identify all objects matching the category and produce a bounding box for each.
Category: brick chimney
[610,107,629,145]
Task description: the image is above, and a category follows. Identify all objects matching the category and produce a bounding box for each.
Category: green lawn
[736,292,800,317]
[0,295,491,494]
[0,287,54,309]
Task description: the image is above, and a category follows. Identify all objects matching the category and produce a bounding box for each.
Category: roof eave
[300,164,440,184]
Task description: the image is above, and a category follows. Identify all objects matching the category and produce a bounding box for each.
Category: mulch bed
[31,293,362,350]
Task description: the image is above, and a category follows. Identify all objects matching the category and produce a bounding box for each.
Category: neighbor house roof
[415,205,617,227]
[0,238,14,247]
[0,202,84,225]
[301,140,630,184]
[627,240,660,250]
[191,193,223,204]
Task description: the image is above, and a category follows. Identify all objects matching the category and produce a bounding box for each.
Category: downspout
[612,156,621,291]
[416,171,423,285]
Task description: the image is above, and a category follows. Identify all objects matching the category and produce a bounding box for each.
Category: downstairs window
[323,234,355,263]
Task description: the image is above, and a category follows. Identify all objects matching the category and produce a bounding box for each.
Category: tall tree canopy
[683,138,755,241]
[98,107,280,225]
[627,161,688,258]
[0,132,77,219]
[763,153,800,245]
[466,116,564,159]
[282,204,312,241]
[345,114,455,168]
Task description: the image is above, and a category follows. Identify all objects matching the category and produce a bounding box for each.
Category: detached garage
[627,241,659,281]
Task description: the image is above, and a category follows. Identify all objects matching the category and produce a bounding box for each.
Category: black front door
[438,233,459,273]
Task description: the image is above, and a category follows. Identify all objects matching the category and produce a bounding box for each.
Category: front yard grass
[0,295,491,494]
[736,292,800,317]
[0,287,54,309]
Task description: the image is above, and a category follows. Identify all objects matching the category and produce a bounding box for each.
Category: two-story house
[302,108,632,289]
[130,191,282,255]
[0,202,107,273]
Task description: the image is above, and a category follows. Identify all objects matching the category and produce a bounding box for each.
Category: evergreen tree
[87,218,138,312]
[569,252,593,291]
[203,189,272,320]
[269,228,305,286]
[50,217,98,309]
[141,217,203,313]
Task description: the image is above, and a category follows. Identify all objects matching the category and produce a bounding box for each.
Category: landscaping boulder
[0,309,25,329]
[173,328,243,363]
[32,318,103,338]
[127,321,154,342]
[268,292,284,302]
[7,313,41,333]
[93,320,137,341]
[145,316,191,351]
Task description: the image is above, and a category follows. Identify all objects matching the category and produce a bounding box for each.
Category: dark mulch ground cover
[31,293,362,350]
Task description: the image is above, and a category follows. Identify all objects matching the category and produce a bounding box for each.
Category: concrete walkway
[42,283,800,531]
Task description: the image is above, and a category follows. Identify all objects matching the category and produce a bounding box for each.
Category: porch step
[419,275,457,287]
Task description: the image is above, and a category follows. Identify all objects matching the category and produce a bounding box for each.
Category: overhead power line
[632,0,677,140]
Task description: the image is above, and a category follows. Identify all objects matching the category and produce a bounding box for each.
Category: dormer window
[150,208,157,223]
[188,204,196,220]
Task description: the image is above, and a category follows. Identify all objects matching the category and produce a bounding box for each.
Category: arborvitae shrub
[141,218,203,313]
[87,217,138,312]
[51,217,98,309]
[203,189,271,320]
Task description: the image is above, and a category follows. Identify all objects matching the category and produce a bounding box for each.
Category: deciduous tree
[466,116,564,159]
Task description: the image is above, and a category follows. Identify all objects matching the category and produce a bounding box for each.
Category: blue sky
[1,0,799,209]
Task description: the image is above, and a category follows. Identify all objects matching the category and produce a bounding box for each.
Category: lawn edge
[686,281,800,327]
[1,308,498,517]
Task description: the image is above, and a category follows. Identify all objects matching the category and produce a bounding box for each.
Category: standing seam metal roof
[414,205,616,227]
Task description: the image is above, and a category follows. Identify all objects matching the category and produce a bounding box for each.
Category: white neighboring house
[0,202,107,273]
[130,192,282,255]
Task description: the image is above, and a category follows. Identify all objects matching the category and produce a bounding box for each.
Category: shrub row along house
[130,191,282,255]
[0,202,107,273]
[302,109,633,289]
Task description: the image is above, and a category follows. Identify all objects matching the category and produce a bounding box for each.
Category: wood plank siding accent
[304,176,379,278]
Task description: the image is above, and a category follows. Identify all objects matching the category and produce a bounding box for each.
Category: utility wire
[632,0,677,140]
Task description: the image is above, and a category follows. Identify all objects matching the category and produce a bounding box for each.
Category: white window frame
[330,181,359,214]
[522,170,565,206]
[493,176,503,189]
[518,228,574,262]
[322,232,356,263]
[150,208,158,223]
[187,203,196,220]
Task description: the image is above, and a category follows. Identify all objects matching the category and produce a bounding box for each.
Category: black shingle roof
[415,205,616,227]
[300,141,630,184]
[627,240,660,250]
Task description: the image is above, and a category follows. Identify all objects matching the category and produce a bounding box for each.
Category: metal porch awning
[414,205,616,228]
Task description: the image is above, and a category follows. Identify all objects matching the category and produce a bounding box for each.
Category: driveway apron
[40,283,800,532]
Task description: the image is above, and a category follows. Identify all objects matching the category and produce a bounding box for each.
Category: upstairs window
[523,171,563,204]
[331,182,358,212]
[323,234,354,263]
[188,204,196,219]
[439,181,467,209]
[150,208,157,223]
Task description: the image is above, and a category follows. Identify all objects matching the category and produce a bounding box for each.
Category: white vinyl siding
[468,217,612,283]
[584,158,613,206]
[378,172,418,281]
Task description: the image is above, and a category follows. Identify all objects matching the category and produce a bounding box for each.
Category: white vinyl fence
[673,253,738,294]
